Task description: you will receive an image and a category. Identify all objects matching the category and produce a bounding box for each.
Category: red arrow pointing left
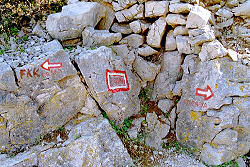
[41,59,62,71]
[196,85,214,100]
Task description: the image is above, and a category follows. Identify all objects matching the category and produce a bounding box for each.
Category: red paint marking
[106,69,129,93]
[184,99,207,108]
[26,69,32,78]
[195,85,214,100]
[20,69,26,79]
[41,59,62,71]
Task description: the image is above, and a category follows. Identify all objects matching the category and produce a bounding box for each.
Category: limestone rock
[32,22,51,40]
[188,27,215,45]
[82,27,122,47]
[215,8,233,18]
[147,17,167,48]
[166,14,187,27]
[46,2,106,40]
[111,23,132,35]
[96,3,115,30]
[119,34,144,48]
[115,4,144,22]
[169,3,193,13]
[227,49,238,61]
[134,56,161,82]
[112,0,137,11]
[165,30,177,51]
[158,99,175,113]
[176,35,192,54]
[137,44,158,57]
[186,6,211,29]
[75,46,141,126]
[43,39,63,53]
[0,62,18,92]
[129,20,150,34]
[173,26,189,37]
[145,1,169,17]
[152,51,183,100]
[217,18,234,28]
[128,117,144,139]
[199,40,227,62]
[145,112,170,149]
[232,1,250,18]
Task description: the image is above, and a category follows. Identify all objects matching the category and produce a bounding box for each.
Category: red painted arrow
[195,85,214,100]
[41,59,62,71]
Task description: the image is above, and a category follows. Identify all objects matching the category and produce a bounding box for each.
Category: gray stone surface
[75,46,141,126]
[82,27,122,47]
[0,62,18,92]
[232,1,250,18]
[145,1,169,17]
[137,44,158,57]
[166,14,187,27]
[111,23,132,35]
[147,17,167,48]
[176,35,192,54]
[186,6,211,29]
[169,3,193,13]
[43,40,63,53]
[158,99,175,114]
[128,117,144,139]
[129,20,150,34]
[115,4,143,22]
[173,26,189,37]
[112,0,137,11]
[188,27,215,45]
[46,2,106,40]
[119,34,143,48]
[165,30,177,51]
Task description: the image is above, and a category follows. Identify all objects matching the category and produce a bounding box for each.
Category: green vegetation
[35,134,44,145]
[6,153,16,158]
[74,134,81,140]
[0,49,4,55]
[22,35,28,41]
[138,87,151,102]
[140,104,147,114]
[204,160,239,167]
[57,126,65,133]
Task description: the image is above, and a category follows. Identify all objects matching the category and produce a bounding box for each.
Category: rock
[145,112,170,149]
[235,157,246,167]
[158,99,175,113]
[128,117,144,139]
[176,35,192,54]
[165,30,177,51]
[186,6,211,29]
[169,3,193,13]
[96,3,115,30]
[129,20,150,34]
[169,107,176,129]
[147,17,167,48]
[227,49,238,61]
[217,18,234,28]
[46,2,106,40]
[39,117,134,166]
[80,94,102,117]
[112,0,137,11]
[82,27,122,47]
[225,0,239,8]
[134,56,160,82]
[207,4,221,12]
[215,8,233,18]
[75,46,141,126]
[137,44,158,57]
[32,22,51,40]
[115,4,143,22]
[188,27,215,45]
[43,39,63,53]
[173,26,189,37]
[201,143,234,166]
[0,62,18,92]
[67,0,79,4]
[213,128,238,146]
[199,40,227,62]
[111,23,132,35]
[166,14,187,27]
[145,1,169,17]
[152,51,183,100]
[119,34,144,48]
[232,1,250,18]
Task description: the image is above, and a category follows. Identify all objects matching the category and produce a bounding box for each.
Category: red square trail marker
[106,69,130,93]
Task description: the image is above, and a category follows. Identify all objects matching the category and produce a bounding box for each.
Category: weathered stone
[225,0,239,8]
[111,23,132,34]
[75,46,141,126]
[215,8,233,18]
[46,2,106,40]
[232,1,250,18]
[176,35,192,54]
[173,26,189,37]
[82,27,122,47]
[145,112,170,149]
[213,128,238,146]
[158,99,175,113]
[235,157,246,167]
[152,51,183,100]
[32,22,51,40]
[67,0,79,4]
[0,62,18,92]
[188,27,215,45]
[119,34,143,48]
[115,4,144,22]
[129,20,150,34]
[128,117,144,139]
[43,39,63,53]
[186,6,211,29]
[199,40,227,62]
[217,18,234,28]
[147,17,167,48]
[227,49,238,61]
[165,30,177,51]
[169,107,176,129]
[166,14,187,27]
[134,56,161,82]
[39,117,134,166]
[80,94,102,117]
[169,3,193,13]
[96,3,115,30]
[112,0,137,11]
[137,44,158,57]
[145,1,169,17]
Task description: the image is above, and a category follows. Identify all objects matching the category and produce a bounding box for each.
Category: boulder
[134,56,161,82]
[166,14,187,27]
[129,20,150,34]
[32,22,51,40]
[169,3,193,13]
[232,1,250,18]
[112,0,137,11]
[176,35,192,54]
[186,6,211,29]
[119,34,144,48]
[147,17,167,48]
[43,39,63,53]
[137,44,158,57]
[173,26,189,37]
[165,30,177,51]
[111,23,132,35]
[46,2,106,40]
[115,4,144,22]
[128,117,144,139]
[0,62,18,92]
[82,27,122,47]
[215,8,233,18]
[188,27,215,45]
[145,1,169,17]
[75,46,141,126]
[158,99,175,114]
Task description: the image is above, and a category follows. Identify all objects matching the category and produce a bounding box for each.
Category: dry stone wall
[0,0,249,166]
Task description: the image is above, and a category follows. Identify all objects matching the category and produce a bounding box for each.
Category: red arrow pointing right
[195,85,214,100]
